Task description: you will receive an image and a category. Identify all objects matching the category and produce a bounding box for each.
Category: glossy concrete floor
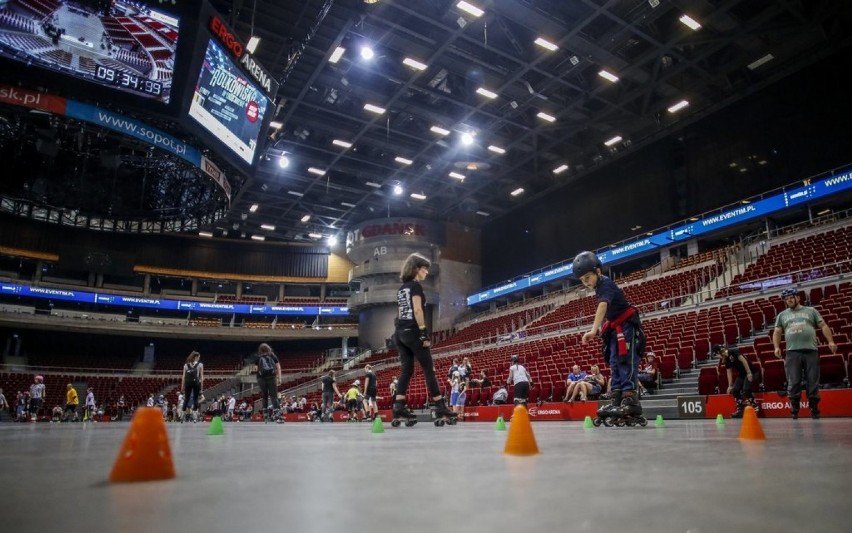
[1,416,850,533]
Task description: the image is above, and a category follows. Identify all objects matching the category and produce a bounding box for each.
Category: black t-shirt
[364,371,377,396]
[595,276,630,321]
[724,348,756,374]
[397,280,425,330]
[321,375,336,394]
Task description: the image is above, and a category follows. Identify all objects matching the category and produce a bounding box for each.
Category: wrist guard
[419,328,430,343]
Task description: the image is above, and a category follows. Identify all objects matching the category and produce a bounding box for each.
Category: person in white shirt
[227,395,236,420]
[84,387,96,422]
[506,355,531,406]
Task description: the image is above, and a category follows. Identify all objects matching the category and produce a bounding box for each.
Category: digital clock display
[0,1,179,103]
[95,66,163,97]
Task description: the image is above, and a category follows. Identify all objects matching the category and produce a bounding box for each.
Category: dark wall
[482,49,852,285]
[0,215,329,278]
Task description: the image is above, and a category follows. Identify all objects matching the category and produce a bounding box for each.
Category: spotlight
[461,132,474,145]
[327,235,338,246]
[393,183,403,195]
[278,155,290,168]
[360,46,374,60]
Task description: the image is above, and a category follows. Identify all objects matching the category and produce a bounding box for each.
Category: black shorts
[64,404,77,413]
[347,399,359,410]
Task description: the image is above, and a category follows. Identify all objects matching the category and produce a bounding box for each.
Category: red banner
[0,85,67,114]
[705,389,852,418]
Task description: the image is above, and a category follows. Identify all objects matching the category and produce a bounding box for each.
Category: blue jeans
[607,321,643,392]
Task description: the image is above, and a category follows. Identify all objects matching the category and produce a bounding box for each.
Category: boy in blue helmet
[574,251,645,421]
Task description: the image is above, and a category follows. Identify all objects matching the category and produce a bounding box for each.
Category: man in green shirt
[773,287,837,419]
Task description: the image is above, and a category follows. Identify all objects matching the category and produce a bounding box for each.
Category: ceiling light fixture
[394,156,413,165]
[249,204,259,212]
[366,181,382,188]
[300,215,310,223]
[461,132,475,145]
[510,188,525,196]
[308,233,323,239]
[327,235,338,246]
[456,1,484,17]
[747,53,774,70]
[448,171,465,180]
[287,190,304,197]
[329,46,345,64]
[251,235,266,241]
[604,136,623,147]
[487,145,506,154]
[598,69,619,82]
[430,125,450,135]
[410,192,427,200]
[198,231,213,238]
[332,139,352,148]
[260,224,275,231]
[679,14,702,30]
[393,184,404,195]
[534,37,558,51]
[307,167,326,175]
[552,164,569,174]
[476,87,498,99]
[536,111,556,122]
[360,45,375,60]
[269,121,283,129]
[476,210,490,216]
[246,36,260,53]
[341,202,356,208]
[363,103,386,114]
[403,57,428,70]
[278,154,290,168]
[667,100,690,113]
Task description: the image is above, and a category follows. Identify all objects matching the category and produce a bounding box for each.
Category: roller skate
[390,400,418,427]
[731,399,746,419]
[604,391,647,427]
[790,398,800,420]
[810,398,820,419]
[431,398,457,426]
[593,390,621,427]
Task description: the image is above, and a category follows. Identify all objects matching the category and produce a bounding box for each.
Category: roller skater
[574,251,647,428]
[392,253,457,428]
[507,355,531,407]
[773,287,837,419]
[319,369,342,423]
[712,345,762,419]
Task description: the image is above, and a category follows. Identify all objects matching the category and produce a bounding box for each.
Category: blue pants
[607,321,642,392]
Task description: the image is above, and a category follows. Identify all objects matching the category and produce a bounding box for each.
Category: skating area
[1,415,850,533]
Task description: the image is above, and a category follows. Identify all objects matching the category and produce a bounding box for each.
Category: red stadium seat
[819,354,847,387]
[698,367,718,395]
[761,359,787,392]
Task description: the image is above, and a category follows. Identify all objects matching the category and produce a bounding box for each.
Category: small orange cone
[738,406,766,441]
[503,404,539,456]
[109,407,176,482]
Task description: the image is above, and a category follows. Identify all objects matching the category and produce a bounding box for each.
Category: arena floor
[1,416,849,533]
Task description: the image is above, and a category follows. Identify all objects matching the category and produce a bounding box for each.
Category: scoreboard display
[0,0,180,103]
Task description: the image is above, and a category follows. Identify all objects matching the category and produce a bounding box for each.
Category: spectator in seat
[638,352,659,394]
[51,405,63,422]
[578,365,606,401]
[773,287,837,419]
[492,386,508,405]
[564,364,587,402]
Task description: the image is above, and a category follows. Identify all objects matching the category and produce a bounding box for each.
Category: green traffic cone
[371,416,384,433]
[495,416,506,431]
[208,416,224,435]
[583,415,594,428]
[655,414,665,427]
[716,413,725,425]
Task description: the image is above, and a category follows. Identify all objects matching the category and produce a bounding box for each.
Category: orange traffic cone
[738,406,766,441]
[503,404,539,456]
[109,407,176,482]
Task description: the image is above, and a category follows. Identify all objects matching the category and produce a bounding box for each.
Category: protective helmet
[34,375,43,382]
[572,251,602,278]
[353,379,360,386]
[781,287,799,298]
[711,344,725,355]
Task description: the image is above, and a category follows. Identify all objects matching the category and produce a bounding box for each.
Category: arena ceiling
[3,0,852,246]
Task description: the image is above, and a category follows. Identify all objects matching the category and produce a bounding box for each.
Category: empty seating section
[13,0,60,19]
[277,297,321,305]
[717,226,852,298]
[436,305,552,348]
[215,294,267,305]
[0,8,37,32]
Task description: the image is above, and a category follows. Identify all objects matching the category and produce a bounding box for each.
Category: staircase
[639,368,701,420]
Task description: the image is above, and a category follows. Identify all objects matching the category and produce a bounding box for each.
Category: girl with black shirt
[392,253,457,422]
